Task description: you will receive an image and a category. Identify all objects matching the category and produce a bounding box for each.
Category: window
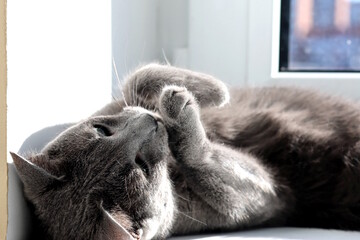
[279,0,360,72]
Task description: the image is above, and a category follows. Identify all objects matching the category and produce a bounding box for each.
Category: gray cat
[12,63,360,239]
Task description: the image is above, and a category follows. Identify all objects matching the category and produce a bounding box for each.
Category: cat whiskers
[138,82,149,108]
[133,76,149,109]
[112,95,125,109]
[162,48,171,66]
[124,175,133,208]
[136,74,141,107]
[174,193,190,203]
[142,93,151,110]
[143,83,160,111]
[172,193,207,226]
[176,210,207,226]
[128,76,136,106]
[112,57,128,107]
[72,132,93,141]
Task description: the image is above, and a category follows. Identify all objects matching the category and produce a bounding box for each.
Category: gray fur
[12,63,360,239]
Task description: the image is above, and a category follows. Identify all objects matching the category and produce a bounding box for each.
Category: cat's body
[12,64,360,239]
[175,87,360,232]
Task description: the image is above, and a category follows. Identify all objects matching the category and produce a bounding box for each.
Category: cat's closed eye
[93,124,113,137]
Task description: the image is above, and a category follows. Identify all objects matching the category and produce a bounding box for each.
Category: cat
[11,63,360,240]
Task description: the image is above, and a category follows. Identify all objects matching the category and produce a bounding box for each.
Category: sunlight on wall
[7,0,111,162]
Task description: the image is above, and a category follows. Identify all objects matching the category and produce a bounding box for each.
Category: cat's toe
[159,85,198,121]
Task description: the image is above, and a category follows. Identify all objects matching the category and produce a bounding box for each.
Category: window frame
[278,0,360,73]
[246,0,360,100]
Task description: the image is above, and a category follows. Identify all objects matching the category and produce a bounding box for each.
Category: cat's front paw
[159,85,208,161]
[159,86,199,123]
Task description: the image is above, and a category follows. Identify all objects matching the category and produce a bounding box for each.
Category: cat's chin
[138,217,163,240]
[122,222,158,240]
[117,218,162,240]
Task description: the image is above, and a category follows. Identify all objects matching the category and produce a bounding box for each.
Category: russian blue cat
[12,64,360,239]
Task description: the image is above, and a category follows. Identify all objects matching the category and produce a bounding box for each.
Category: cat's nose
[125,106,163,125]
[149,113,163,125]
[144,114,164,131]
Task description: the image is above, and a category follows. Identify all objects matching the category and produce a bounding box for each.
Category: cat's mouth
[130,228,143,240]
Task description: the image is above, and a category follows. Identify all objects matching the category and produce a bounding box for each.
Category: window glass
[280,0,360,72]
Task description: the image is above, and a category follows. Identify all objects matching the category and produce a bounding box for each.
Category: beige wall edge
[0,0,8,238]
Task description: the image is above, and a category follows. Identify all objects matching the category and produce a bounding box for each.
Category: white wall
[7,0,111,161]
[7,1,111,238]
[111,0,189,97]
[111,0,250,88]
[188,0,249,86]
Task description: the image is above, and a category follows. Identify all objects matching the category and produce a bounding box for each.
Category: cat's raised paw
[159,85,198,121]
[122,64,230,110]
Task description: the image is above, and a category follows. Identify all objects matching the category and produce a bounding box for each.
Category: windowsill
[272,71,360,79]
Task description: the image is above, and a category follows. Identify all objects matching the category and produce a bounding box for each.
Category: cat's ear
[10,152,62,192]
[97,205,137,240]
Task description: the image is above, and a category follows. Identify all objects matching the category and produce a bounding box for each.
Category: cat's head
[12,106,175,240]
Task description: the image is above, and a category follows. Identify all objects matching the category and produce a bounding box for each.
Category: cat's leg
[122,63,229,109]
[94,64,229,116]
[159,86,285,231]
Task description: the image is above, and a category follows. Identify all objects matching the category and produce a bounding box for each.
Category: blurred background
[7,0,360,162]
[284,0,360,71]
